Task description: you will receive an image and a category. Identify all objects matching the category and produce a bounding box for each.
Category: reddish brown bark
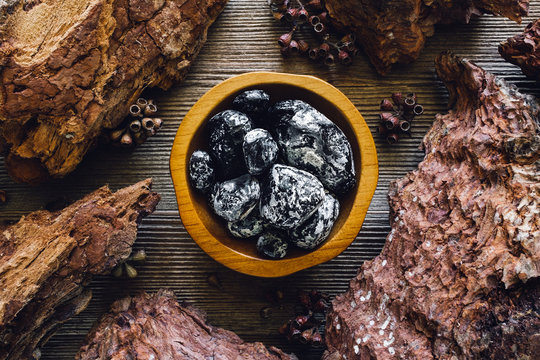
[77,290,297,360]
[324,53,540,359]
[0,0,228,184]
[499,19,540,81]
[325,0,529,74]
[0,179,160,360]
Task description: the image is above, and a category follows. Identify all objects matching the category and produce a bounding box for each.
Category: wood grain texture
[170,72,378,277]
[0,0,539,358]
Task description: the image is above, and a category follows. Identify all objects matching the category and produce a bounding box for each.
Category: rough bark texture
[499,19,540,81]
[325,0,529,75]
[76,290,297,360]
[0,179,160,360]
[0,0,228,184]
[323,52,540,359]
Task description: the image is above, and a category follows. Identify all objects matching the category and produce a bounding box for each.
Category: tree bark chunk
[0,179,160,360]
[324,0,529,74]
[0,0,228,184]
[499,19,540,81]
[323,52,540,360]
[76,290,297,360]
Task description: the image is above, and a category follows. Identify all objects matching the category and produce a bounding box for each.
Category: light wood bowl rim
[170,72,378,278]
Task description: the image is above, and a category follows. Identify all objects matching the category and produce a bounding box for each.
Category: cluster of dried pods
[109,98,163,147]
[112,249,147,278]
[279,290,329,347]
[377,92,424,144]
[270,0,359,66]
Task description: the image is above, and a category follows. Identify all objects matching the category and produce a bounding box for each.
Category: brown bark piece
[499,19,540,81]
[0,0,228,184]
[76,290,297,360]
[324,52,540,359]
[0,179,160,360]
[324,0,529,74]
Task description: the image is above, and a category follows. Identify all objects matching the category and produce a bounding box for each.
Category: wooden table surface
[1,1,539,359]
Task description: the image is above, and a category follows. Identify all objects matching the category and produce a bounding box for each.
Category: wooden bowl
[170,72,378,278]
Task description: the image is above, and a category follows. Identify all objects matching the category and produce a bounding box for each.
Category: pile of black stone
[188,90,356,259]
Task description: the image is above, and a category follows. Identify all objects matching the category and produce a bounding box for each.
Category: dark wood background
[1,1,538,358]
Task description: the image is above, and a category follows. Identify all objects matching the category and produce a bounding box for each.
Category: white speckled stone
[243,128,279,175]
[260,164,325,230]
[290,192,340,249]
[269,100,356,194]
[210,174,260,222]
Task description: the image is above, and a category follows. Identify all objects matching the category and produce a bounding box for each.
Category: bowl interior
[185,82,362,260]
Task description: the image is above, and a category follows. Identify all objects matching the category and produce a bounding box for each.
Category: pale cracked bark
[324,0,529,74]
[0,179,160,360]
[76,290,297,360]
[324,53,540,359]
[0,0,228,184]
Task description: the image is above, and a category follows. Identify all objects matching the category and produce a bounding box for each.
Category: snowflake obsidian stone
[227,210,265,239]
[256,232,288,259]
[210,174,260,222]
[188,150,216,193]
[290,192,340,250]
[232,90,271,119]
[269,100,356,195]
[208,110,253,179]
[243,129,279,175]
[260,164,325,230]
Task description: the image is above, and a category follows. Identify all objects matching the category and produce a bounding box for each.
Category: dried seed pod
[132,131,147,145]
[300,328,313,344]
[278,31,294,47]
[124,263,138,278]
[318,12,328,23]
[129,104,142,117]
[136,98,148,107]
[324,53,335,65]
[313,22,325,34]
[289,40,300,53]
[289,328,302,342]
[112,265,124,278]
[310,329,323,347]
[380,99,394,111]
[379,112,394,123]
[308,47,319,60]
[297,8,309,23]
[403,95,416,110]
[338,50,352,65]
[120,132,133,146]
[152,118,163,129]
[391,92,403,106]
[311,298,329,312]
[129,120,142,133]
[385,115,400,130]
[129,249,147,262]
[297,40,309,54]
[280,45,291,57]
[318,43,330,57]
[285,7,298,22]
[387,133,399,144]
[141,118,155,131]
[144,103,158,116]
[413,104,424,116]
[309,15,320,25]
[110,129,125,142]
[399,120,411,132]
[273,11,286,23]
[294,314,311,328]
